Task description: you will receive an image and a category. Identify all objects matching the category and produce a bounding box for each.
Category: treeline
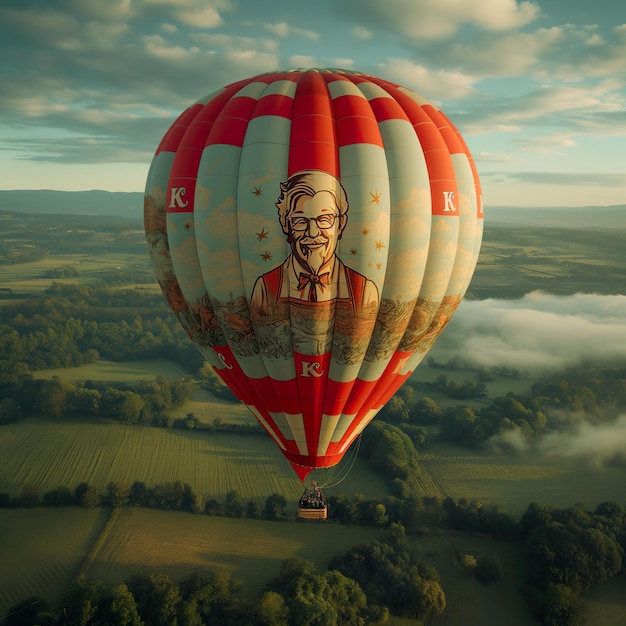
[0,481,289,522]
[0,374,196,426]
[0,283,201,371]
[2,478,521,541]
[2,531,445,625]
[378,363,626,450]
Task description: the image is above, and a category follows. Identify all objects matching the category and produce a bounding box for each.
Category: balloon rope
[317,434,362,490]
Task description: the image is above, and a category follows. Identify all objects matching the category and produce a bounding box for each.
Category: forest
[1,213,626,625]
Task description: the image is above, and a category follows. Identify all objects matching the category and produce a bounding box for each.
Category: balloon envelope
[144,68,483,480]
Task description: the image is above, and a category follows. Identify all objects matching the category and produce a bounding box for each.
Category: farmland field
[2,504,624,625]
[0,507,109,617]
[418,442,626,515]
[0,417,390,506]
[84,507,382,598]
[0,506,535,624]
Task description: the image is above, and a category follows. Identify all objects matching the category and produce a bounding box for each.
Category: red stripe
[294,351,332,456]
[371,84,458,216]
[269,377,302,415]
[438,110,484,218]
[289,112,336,144]
[332,94,376,120]
[336,115,383,147]
[423,105,465,154]
[206,116,249,147]
[157,103,204,154]
[323,378,355,416]
[251,93,294,119]
[368,96,410,122]
[289,72,339,176]
[342,378,379,415]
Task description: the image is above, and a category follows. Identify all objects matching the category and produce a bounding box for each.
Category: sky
[0,0,625,208]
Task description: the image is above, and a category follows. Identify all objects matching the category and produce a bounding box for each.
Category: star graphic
[256,228,269,241]
[252,187,262,196]
[184,220,192,230]
[375,240,385,250]
[369,190,382,205]
[349,248,358,255]
[260,251,272,261]
[376,263,382,270]
[361,227,370,236]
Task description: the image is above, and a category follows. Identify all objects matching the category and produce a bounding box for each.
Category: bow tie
[298,272,330,301]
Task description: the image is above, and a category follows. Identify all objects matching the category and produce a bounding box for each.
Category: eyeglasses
[290,214,338,231]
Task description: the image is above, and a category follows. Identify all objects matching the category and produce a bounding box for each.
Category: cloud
[485,171,626,188]
[377,59,478,100]
[264,22,320,40]
[435,292,626,371]
[351,26,372,40]
[338,0,539,40]
[488,414,626,468]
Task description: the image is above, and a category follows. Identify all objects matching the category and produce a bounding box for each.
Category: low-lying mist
[434,291,626,467]
[436,291,626,371]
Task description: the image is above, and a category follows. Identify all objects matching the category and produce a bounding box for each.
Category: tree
[119,391,145,424]
[475,555,502,585]
[286,572,338,626]
[330,539,446,620]
[129,481,148,506]
[108,482,131,507]
[378,395,410,423]
[75,482,100,508]
[191,492,206,514]
[264,493,287,520]
[179,569,240,625]
[257,591,289,626]
[323,570,367,625]
[411,396,441,424]
[538,583,585,626]
[102,584,143,626]
[61,580,103,626]
[16,483,39,508]
[246,499,262,519]
[127,573,181,626]
[225,490,243,517]
[38,376,75,418]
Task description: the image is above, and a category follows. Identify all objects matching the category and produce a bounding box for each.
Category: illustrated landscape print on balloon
[144,68,483,480]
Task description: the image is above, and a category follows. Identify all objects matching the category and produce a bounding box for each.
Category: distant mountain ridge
[0,189,144,218]
[489,205,626,229]
[0,189,623,228]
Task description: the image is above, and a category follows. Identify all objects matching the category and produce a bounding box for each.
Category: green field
[0,507,109,616]
[418,442,626,514]
[2,504,625,625]
[0,417,390,507]
[0,506,533,625]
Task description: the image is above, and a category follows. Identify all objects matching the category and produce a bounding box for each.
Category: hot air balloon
[144,68,483,481]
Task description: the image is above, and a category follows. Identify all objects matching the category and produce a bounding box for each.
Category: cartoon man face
[276,170,349,276]
[287,190,347,274]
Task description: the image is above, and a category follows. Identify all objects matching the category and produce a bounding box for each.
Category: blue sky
[1,0,624,207]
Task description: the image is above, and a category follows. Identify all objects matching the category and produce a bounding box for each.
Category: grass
[84,507,382,599]
[416,441,626,516]
[32,359,193,384]
[0,417,390,507]
[0,507,109,616]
